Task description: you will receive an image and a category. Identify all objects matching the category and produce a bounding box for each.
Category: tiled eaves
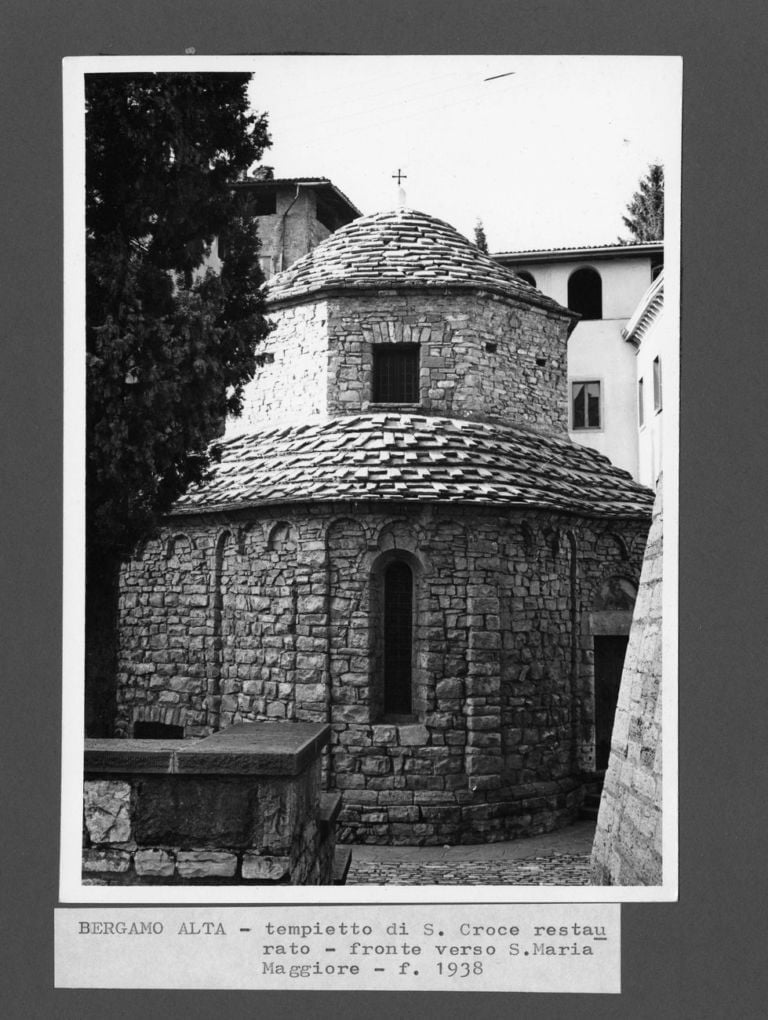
[171,414,654,521]
[265,279,575,323]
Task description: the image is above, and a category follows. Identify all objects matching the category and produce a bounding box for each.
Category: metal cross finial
[392,168,407,185]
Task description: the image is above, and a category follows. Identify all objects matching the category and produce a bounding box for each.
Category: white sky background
[247,55,681,252]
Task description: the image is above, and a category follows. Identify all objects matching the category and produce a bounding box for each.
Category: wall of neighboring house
[635,304,665,489]
[568,317,638,477]
[507,256,655,480]
[207,187,328,282]
[591,477,663,885]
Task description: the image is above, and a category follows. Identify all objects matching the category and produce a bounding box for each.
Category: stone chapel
[115,207,654,845]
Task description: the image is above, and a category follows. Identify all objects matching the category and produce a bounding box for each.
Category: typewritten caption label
[55,904,620,993]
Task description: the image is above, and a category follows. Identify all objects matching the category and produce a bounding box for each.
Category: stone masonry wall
[82,723,341,885]
[234,300,330,432]
[325,291,570,434]
[235,289,570,436]
[117,503,647,845]
[591,479,663,884]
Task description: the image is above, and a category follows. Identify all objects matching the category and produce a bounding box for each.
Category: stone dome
[264,207,573,318]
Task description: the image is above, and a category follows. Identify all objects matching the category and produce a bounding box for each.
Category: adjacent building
[208,171,361,281]
[495,243,663,481]
[623,270,665,490]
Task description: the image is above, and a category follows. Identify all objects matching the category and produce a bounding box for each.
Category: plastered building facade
[495,243,663,481]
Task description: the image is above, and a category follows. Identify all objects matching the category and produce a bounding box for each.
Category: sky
[246,55,681,253]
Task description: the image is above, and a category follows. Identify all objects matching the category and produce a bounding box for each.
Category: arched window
[516,270,536,287]
[567,267,602,320]
[383,560,413,715]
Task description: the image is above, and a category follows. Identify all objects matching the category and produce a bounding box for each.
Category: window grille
[372,344,420,403]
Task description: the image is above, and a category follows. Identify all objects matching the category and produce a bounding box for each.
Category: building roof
[494,241,664,265]
[234,176,362,224]
[263,208,575,319]
[171,414,653,519]
[623,270,664,346]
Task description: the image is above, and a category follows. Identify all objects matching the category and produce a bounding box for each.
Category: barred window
[372,344,420,403]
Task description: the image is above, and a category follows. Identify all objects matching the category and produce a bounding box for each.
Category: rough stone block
[435,678,463,700]
[175,851,237,879]
[398,724,428,746]
[241,854,291,881]
[134,848,175,878]
[83,780,132,844]
[372,725,398,744]
[83,848,131,874]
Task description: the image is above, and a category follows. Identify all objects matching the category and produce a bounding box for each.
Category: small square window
[653,357,662,412]
[372,344,420,403]
[572,381,601,430]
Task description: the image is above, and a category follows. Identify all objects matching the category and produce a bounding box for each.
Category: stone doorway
[593,635,628,770]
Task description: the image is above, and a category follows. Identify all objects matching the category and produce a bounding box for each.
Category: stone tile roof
[234,177,361,217]
[172,415,653,519]
[264,208,574,318]
[495,241,664,261]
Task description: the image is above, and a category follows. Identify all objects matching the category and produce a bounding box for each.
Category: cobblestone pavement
[346,820,595,886]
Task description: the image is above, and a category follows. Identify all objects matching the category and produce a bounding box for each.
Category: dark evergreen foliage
[86,72,271,564]
[85,73,271,733]
[474,217,489,253]
[621,163,664,242]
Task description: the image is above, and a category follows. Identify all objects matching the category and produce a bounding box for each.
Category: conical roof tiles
[172,414,653,519]
[264,208,573,317]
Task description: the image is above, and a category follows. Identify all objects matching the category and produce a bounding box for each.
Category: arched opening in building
[383,560,413,715]
[516,270,536,287]
[567,266,602,320]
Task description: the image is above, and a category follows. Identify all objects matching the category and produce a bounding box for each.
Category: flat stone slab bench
[85,722,330,776]
[82,722,341,885]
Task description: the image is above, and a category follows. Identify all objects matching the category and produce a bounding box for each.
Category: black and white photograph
[61,54,680,902]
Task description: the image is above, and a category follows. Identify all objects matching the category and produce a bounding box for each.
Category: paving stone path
[347,853,591,885]
[345,820,595,886]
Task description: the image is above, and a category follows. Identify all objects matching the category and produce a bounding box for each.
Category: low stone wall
[591,479,663,884]
[82,722,342,885]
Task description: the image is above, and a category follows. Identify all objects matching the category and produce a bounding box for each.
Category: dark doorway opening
[383,561,413,715]
[594,635,628,769]
[133,721,184,739]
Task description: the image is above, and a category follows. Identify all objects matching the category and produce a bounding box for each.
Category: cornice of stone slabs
[170,414,654,521]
